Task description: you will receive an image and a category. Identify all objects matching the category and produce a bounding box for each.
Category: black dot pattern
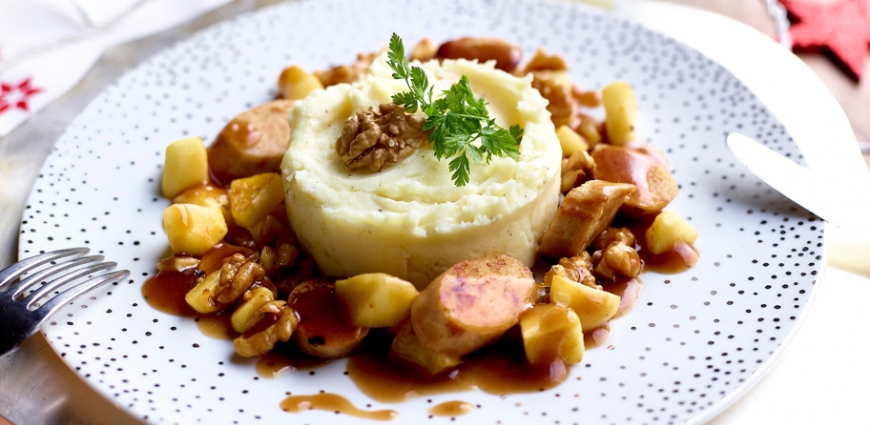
[18,1,824,424]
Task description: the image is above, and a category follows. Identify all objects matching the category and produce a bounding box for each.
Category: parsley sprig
[387,33,523,187]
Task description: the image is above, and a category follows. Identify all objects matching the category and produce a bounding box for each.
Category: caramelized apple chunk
[163,203,228,256]
[229,173,285,231]
[162,136,209,199]
[646,211,698,254]
[277,65,323,100]
[520,304,585,365]
[601,81,637,145]
[550,275,620,332]
[335,273,419,328]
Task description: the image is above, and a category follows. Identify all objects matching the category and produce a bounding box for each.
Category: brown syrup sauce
[280,393,398,421]
[429,400,474,417]
[344,334,568,404]
[142,218,697,420]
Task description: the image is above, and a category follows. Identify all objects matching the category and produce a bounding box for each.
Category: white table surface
[1,1,869,424]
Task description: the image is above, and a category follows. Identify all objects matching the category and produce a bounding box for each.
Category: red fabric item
[780,0,870,80]
[0,77,43,115]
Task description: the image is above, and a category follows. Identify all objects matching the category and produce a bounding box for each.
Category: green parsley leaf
[387,33,523,186]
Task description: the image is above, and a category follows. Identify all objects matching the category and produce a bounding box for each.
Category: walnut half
[336,103,430,172]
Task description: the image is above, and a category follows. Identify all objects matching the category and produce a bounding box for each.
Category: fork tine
[11,255,106,299]
[23,260,117,308]
[0,248,90,291]
[33,269,130,321]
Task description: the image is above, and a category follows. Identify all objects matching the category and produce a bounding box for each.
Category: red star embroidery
[780,0,870,81]
[0,77,44,115]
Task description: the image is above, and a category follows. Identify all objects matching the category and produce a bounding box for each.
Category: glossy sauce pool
[143,228,692,420]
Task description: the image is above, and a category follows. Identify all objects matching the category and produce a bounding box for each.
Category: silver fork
[0,248,130,355]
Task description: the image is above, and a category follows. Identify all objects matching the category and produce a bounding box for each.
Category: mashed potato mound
[281,51,562,288]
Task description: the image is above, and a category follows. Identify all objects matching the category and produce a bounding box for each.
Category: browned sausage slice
[289,279,369,359]
[435,37,522,72]
[410,254,535,358]
[389,316,462,376]
[207,99,294,184]
[591,144,678,217]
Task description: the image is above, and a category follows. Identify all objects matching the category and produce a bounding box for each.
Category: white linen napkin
[0,0,231,136]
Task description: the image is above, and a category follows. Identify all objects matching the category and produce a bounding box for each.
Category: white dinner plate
[19,0,826,424]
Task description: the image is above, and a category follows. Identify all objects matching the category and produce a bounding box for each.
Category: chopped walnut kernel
[260,243,300,277]
[336,103,430,171]
[215,253,266,304]
[521,48,568,74]
[542,252,599,290]
[314,52,377,87]
[592,241,642,281]
[410,38,438,62]
[560,150,596,193]
[272,256,318,299]
[531,72,576,129]
[575,113,603,147]
[571,86,601,108]
[594,227,636,251]
[233,303,299,357]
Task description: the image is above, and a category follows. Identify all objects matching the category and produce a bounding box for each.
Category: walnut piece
[233,303,299,357]
[560,150,596,193]
[259,243,300,277]
[531,72,576,129]
[594,227,636,251]
[314,52,377,87]
[336,103,430,172]
[592,241,642,281]
[542,252,599,290]
[215,253,266,304]
[521,48,567,74]
[410,38,438,62]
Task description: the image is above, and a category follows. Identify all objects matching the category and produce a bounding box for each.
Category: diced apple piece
[162,136,209,198]
[163,203,228,256]
[277,65,324,100]
[520,304,585,365]
[229,173,285,230]
[335,273,419,328]
[173,185,231,224]
[231,287,276,333]
[646,210,699,255]
[556,125,589,156]
[185,270,224,314]
[601,81,637,146]
[550,275,620,331]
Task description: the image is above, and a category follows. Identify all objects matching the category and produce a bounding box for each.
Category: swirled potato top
[281,51,562,287]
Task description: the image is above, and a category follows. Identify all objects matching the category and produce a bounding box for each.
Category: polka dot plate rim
[18,0,828,424]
